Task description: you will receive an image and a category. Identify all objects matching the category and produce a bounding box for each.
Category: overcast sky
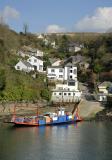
[0,0,112,33]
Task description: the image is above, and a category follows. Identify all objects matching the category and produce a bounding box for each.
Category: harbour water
[0,122,112,160]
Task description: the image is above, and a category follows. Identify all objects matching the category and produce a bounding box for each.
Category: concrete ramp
[78,99,104,119]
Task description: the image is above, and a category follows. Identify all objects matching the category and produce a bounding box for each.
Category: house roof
[65,62,75,67]
[33,56,43,61]
[21,60,33,68]
[28,56,43,61]
[47,66,63,69]
[68,42,83,48]
[98,81,112,87]
[49,58,60,64]
[64,54,85,65]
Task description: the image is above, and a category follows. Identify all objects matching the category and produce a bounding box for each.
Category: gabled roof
[98,81,112,87]
[28,56,43,61]
[21,60,33,68]
[49,58,61,64]
[65,62,74,67]
[64,54,85,65]
[68,42,84,48]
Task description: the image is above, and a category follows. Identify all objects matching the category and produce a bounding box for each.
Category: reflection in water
[0,122,112,160]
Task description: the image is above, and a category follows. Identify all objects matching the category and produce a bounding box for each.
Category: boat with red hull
[10,104,82,126]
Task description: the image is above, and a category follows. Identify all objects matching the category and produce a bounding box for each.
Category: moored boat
[10,106,82,126]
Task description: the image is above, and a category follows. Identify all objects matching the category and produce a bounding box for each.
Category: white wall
[36,50,43,57]
[15,61,34,72]
[55,81,78,91]
[51,91,81,102]
[75,46,81,52]
[47,66,77,81]
[64,66,77,81]
[47,67,64,80]
[27,56,43,72]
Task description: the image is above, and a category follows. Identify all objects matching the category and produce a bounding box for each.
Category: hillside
[0,24,112,102]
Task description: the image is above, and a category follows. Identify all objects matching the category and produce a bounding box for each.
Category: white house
[43,38,49,46]
[98,81,112,94]
[97,94,107,102]
[37,34,44,39]
[51,41,56,49]
[36,49,44,57]
[68,43,84,53]
[47,64,77,81]
[15,60,34,72]
[27,56,43,72]
[51,80,81,102]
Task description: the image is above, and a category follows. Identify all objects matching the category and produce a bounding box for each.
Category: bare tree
[23,23,29,35]
[0,15,5,25]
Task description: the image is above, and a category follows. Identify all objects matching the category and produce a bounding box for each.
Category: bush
[41,88,51,101]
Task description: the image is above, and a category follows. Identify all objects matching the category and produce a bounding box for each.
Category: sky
[0,0,112,33]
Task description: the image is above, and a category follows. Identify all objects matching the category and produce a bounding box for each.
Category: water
[0,122,112,160]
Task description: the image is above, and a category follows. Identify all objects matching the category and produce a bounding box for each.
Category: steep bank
[78,99,104,120]
[95,108,112,121]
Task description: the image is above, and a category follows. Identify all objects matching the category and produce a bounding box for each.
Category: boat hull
[12,119,82,127]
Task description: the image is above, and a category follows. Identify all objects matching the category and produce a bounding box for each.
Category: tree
[23,23,29,35]
[0,69,5,91]
[58,35,69,53]
[41,88,51,101]
[43,55,51,70]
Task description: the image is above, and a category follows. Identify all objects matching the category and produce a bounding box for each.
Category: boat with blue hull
[10,104,82,126]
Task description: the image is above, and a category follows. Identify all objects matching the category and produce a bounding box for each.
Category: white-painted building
[15,60,34,72]
[27,56,43,72]
[36,49,44,57]
[47,63,81,102]
[47,64,77,81]
[43,38,49,46]
[51,80,81,102]
[98,81,111,94]
[37,34,44,39]
[97,94,107,102]
[51,41,56,49]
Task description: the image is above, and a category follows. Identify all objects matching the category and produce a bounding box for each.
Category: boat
[10,103,82,126]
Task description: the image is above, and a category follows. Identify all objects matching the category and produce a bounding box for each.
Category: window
[74,93,75,96]
[64,93,66,95]
[70,76,72,79]
[70,70,72,73]
[68,93,71,96]
[17,66,20,69]
[34,59,37,63]
[54,93,56,95]
[59,93,62,95]
[39,65,43,70]
[59,75,63,78]
[51,69,55,72]
[74,69,77,74]
[59,69,63,72]
[68,81,75,86]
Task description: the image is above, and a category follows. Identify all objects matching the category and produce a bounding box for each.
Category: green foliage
[43,54,51,70]
[58,35,69,53]
[0,69,6,91]
[93,63,103,73]
[41,88,51,101]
